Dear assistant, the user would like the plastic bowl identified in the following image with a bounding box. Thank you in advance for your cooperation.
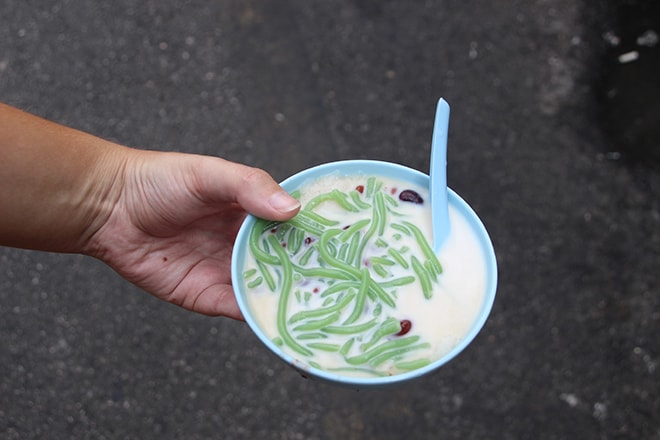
[231,160,497,388]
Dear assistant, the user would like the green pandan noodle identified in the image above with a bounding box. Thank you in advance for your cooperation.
[246,177,442,376]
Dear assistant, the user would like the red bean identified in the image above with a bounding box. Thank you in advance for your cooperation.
[396,319,412,336]
[399,189,424,204]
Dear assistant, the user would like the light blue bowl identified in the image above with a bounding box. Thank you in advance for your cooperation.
[231,160,497,388]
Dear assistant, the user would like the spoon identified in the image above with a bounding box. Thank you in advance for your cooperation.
[429,98,451,252]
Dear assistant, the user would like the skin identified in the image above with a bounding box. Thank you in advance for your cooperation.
[0,102,301,320]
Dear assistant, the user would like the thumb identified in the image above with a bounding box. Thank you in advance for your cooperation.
[197,157,300,221]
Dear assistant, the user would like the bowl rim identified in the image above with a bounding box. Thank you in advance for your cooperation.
[231,159,497,388]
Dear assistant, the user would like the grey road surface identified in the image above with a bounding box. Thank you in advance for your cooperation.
[1,1,658,439]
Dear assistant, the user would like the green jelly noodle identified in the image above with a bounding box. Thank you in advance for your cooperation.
[242,175,444,377]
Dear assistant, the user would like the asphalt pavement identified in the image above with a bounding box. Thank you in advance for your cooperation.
[1,1,658,439]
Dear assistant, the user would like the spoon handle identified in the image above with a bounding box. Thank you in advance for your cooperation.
[430,98,450,252]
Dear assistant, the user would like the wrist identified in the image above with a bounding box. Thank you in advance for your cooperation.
[77,141,133,257]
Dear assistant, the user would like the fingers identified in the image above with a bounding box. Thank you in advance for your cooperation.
[234,166,301,220]
[190,284,245,321]
[196,157,300,221]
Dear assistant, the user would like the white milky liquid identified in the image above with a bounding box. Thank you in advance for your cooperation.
[242,174,487,377]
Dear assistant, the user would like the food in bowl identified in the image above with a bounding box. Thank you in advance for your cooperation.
[238,171,489,378]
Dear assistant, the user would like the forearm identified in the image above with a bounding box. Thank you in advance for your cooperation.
[0,103,127,253]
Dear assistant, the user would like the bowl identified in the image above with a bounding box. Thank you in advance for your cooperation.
[231,160,497,388]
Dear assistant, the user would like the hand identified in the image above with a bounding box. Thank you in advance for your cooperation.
[84,150,300,320]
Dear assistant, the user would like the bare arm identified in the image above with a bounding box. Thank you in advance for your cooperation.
[0,102,124,252]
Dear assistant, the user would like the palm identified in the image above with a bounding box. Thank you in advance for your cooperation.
[113,204,247,319]
[94,154,251,319]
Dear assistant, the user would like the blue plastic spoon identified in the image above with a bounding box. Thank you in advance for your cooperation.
[429,98,451,252]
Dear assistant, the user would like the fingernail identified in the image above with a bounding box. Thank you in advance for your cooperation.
[269,191,300,214]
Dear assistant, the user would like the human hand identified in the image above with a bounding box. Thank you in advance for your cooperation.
[84,150,300,320]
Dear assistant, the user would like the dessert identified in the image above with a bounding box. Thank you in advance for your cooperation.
[240,173,487,377]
